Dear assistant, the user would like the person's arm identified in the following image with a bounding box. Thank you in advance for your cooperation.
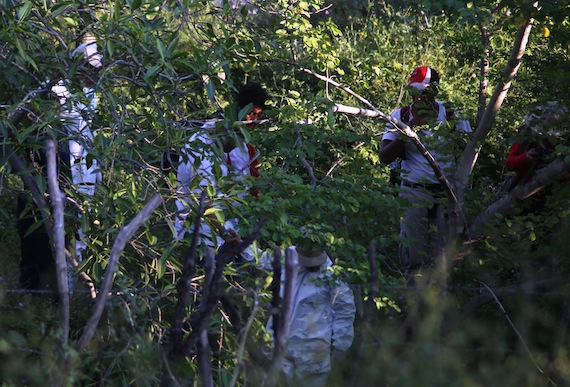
[206,209,241,244]
[330,282,356,354]
[505,142,535,172]
[379,138,405,164]
[380,105,430,164]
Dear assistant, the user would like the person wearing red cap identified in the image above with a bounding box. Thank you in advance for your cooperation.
[379,66,472,286]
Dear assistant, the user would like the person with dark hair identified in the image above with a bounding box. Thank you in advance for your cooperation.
[236,81,269,113]
[175,82,269,260]
[223,82,270,198]
[379,66,472,286]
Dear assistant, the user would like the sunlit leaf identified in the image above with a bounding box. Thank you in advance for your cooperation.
[543,26,550,37]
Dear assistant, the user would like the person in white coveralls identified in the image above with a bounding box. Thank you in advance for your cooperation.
[17,36,103,294]
[175,82,269,262]
[266,243,356,386]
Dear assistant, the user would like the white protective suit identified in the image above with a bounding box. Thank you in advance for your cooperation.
[51,82,101,196]
[269,249,356,386]
[50,80,101,290]
[52,40,103,197]
[175,123,260,261]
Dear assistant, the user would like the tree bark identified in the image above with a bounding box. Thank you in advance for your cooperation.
[184,220,267,351]
[266,247,299,386]
[270,247,282,342]
[46,139,70,344]
[167,191,208,361]
[467,156,570,239]
[454,19,534,205]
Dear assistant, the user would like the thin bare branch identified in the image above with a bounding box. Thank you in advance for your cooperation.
[478,280,558,386]
[332,103,461,213]
[291,126,331,187]
[364,240,378,322]
[300,67,379,112]
[460,276,570,318]
[185,220,267,351]
[455,19,534,202]
[31,10,69,49]
[46,139,70,345]
[267,247,299,386]
[2,114,53,238]
[197,329,214,387]
[168,191,208,360]
[219,289,244,332]
[326,141,364,177]
[229,291,260,387]
[270,247,282,343]
[467,156,570,239]
[76,193,163,350]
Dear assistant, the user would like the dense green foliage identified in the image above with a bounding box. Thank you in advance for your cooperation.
[1,0,570,385]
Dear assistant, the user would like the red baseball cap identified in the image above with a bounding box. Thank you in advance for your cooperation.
[408,66,433,90]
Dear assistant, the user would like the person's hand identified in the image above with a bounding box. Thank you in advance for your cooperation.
[221,229,241,245]
[408,115,427,129]
[526,148,540,161]
[410,99,437,129]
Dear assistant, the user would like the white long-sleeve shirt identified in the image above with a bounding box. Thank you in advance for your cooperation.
[382,101,472,184]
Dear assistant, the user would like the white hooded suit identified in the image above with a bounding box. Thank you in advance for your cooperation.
[269,248,356,386]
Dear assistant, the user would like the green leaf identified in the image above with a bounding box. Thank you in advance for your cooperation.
[107,40,115,57]
[157,38,165,61]
[113,1,121,20]
[63,17,78,27]
[14,38,38,71]
[327,106,335,129]
[205,80,216,105]
[146,231,158,245]
[166,36,179,56]
[131,0,142,11]
[155,258,165,279]
[144,65,161,81]
[91,260,102,282]
[17,1,32,23]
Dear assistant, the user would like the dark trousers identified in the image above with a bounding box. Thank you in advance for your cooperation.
[16,193,56,293]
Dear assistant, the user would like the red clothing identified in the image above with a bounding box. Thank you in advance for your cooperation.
[245,143,261,177]
[505,141,534,180]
